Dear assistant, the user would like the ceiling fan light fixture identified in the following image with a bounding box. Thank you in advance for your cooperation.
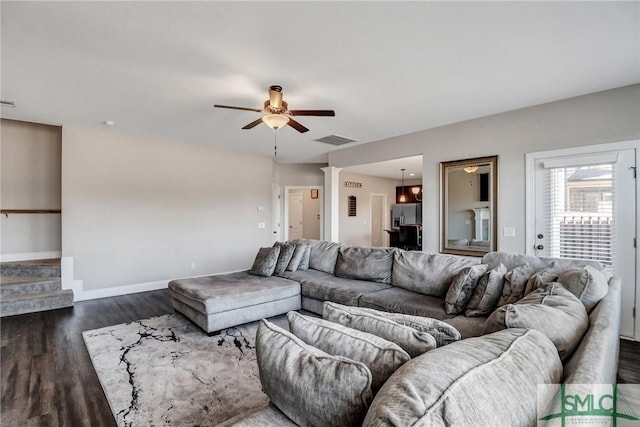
[464,166,479,174]
[262,114,289,130]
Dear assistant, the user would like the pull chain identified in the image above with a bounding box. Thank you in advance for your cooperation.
[274,130,278,157]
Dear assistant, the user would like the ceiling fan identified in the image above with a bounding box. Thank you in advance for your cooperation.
[214,85,335,133]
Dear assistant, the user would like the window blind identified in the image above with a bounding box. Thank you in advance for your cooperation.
[539,160,615,271]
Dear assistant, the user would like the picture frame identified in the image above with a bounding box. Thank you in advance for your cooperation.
[311,189,319,199]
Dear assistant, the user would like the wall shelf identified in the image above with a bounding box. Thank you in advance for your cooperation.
[1,209,61,215]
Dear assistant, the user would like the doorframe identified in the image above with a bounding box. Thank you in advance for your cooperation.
[369,193,388,247]
[525,139,640,341]
[283,186,324,241]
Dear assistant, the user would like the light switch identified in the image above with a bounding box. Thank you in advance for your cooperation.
[503,227,516,237]
[257,206,264,212]
[258,222,266,229]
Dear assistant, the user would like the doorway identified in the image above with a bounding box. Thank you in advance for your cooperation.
[284,187,323,241]
[370,194,387,247]
[527,143,638,340]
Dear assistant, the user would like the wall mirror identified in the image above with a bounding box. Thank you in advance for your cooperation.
[441,155,498,256]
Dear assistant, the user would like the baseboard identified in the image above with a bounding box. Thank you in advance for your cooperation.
[75,280,169,302]
[0,251,62,262]
[74,269,246,302]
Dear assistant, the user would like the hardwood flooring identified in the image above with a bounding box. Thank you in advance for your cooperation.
[1,289,639,426]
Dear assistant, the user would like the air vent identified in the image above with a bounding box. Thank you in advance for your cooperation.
[0,99,16,108]
[314,134,357,146]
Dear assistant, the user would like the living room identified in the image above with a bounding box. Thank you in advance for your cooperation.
[1,2,639,426]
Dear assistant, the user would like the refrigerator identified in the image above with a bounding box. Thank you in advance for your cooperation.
[391,203,422,229]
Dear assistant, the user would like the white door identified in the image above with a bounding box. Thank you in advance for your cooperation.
[370,195,385,247]
[289,192,303,240]
[532,149,637,338]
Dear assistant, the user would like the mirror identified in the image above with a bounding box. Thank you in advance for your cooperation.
[441,156,498,256]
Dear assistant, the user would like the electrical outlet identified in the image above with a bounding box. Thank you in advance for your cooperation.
[258,222,266,229]
[503,227,516,237]
[190,262,196,270]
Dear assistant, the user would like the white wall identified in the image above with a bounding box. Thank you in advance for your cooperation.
[62,126,273,291]
[338,172,397,247]
[329,84,640,254]
[1,119,62,258]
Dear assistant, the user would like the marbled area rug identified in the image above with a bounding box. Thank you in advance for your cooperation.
[83,314,284,427]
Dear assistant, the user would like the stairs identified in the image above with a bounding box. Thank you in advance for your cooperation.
[0,259,74,317]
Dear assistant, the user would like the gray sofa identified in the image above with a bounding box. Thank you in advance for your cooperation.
[170,239,620,426]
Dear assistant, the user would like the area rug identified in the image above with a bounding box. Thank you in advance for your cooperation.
[83,313,285,427]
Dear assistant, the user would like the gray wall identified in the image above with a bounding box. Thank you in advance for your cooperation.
[1,119,62,257]
[62,126,273,291]
[329,84,640,254]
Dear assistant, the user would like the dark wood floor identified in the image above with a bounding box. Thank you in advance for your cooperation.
[2,289,639,426]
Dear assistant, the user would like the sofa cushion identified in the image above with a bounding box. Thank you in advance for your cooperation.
[524,261,563,295]
[280,269,391,306]
[392,251,480,298]
[444,264,487,314]
[362,329,562,427]
[305,240,343,274]
[558,265,609,312]
[497,263,535,306]
[288,311,409,392]
[248,246,280,277]
[443,315,488,339]
[465,263,507,317]
[342,306,461,347]
[335,247,394,284]
[358,287,452,320]
[484,282,589,361]
[323,302,437,358]
[272,242,296,275]
[168,271,300,315]
[482,251,606,273]
[256,319,373,427]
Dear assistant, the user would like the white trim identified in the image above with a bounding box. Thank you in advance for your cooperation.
[0,251,62,262]
[74,269,246,301]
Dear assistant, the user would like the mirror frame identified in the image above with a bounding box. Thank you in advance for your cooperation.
[440,155,498,257]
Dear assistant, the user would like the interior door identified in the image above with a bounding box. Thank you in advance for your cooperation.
[370,195,385,247]
[272,183,281,243]
[532,149,637,338]
[288,192,303,240]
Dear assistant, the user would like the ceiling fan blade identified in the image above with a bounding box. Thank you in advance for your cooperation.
[214,104,262,113]
[289,110,335,117]
[287,118,309,133]
[242,118,264,130]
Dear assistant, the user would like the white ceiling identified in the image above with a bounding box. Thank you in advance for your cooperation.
[1,2,638,164]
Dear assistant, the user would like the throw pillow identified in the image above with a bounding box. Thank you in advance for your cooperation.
[308,240,343,274]
[362,329,562,427]
[498,263,535,306]
[286,243,307,272]
[272,242,296,275]
[483,282,589,361]
[557,265,609,312]
[287,312,410,392]
[334,247,395,284]
[297,245,311,270]
[524,261,563,295]
[444,264,488,314]
[248,246,280,277]
[465,263,507,317]
[256,319,373,427]
[322,302,437,357]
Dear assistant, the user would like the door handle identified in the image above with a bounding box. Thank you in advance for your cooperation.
[536,245,544,250]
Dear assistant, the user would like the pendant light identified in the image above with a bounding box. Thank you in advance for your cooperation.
[399,169,407,203]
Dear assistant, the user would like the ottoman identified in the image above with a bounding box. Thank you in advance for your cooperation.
[168,271,301,333]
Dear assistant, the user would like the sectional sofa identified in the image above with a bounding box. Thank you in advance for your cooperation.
[169,239,621,426]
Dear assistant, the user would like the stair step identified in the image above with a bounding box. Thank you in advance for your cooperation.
[0,259,61,278]
[0,289,74,317]
[0,277,62,297]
